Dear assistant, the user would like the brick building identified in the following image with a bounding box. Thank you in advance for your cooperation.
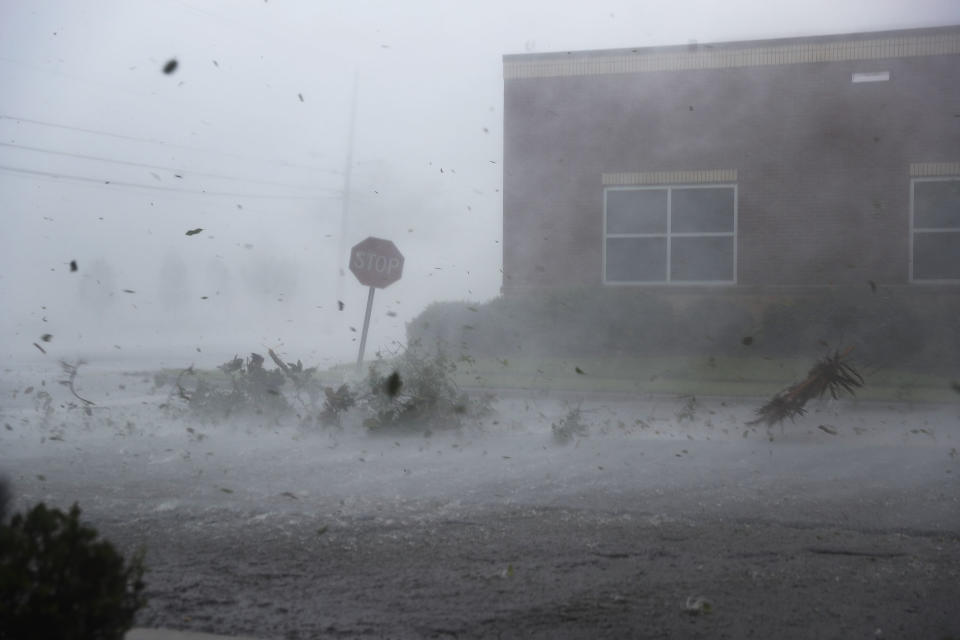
[502,26,960,295]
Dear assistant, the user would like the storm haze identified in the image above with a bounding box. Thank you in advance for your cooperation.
[2,0,957,365]
[1,2,959,638]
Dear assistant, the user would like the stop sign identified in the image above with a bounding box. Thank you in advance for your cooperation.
[349,237,404,288]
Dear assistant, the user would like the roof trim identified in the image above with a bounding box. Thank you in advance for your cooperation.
[603,170,738,185]
[910,162,960,177]
[505,27,960,79]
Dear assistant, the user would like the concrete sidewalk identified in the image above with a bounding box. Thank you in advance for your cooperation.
[127,630,262,640]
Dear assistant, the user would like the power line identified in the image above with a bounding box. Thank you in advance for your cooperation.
[0,163,337,200]
[0,114,339,175]
[0,141,327,191]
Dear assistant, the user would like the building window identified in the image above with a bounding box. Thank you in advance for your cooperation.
[911,178,960,282]
[603,185,736,284]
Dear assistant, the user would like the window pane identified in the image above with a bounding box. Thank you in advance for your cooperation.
[606,189,668,234]
[914,180,960,229]
[672,187,735,233]
[670,236,734,281]
[606,237,667,282]
[913,232,960,280]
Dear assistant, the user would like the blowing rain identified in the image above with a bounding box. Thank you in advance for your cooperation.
[1,1,959,639]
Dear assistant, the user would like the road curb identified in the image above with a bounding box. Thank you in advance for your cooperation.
[127,629,263,640]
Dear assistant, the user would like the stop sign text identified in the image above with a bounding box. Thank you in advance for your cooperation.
[349,237,404,288]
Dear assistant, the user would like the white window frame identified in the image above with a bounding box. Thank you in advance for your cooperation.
[909,177,960,284]
[602,183,737,285]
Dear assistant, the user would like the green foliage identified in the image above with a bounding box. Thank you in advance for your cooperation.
[172,343,491,431]
[359,342,491,432]
[0,502,147,640]
[319,384,355,427]
[551,405,589,445]
[175,351,323,421]
[757,289,926,367]
[407,286,958,373]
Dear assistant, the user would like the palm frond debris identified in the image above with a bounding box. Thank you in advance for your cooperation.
[748,348,863,427]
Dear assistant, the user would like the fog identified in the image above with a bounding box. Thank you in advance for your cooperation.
[2,0,957,365]
[2,1,960,638]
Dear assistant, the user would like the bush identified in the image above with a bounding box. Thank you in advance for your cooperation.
[0,500,147,640]
[407,286,958,372]
[407,288,679,358]
[757,288,926,367]
[551,406,589,445]
[171,351,328,422]
[358,342,491,432]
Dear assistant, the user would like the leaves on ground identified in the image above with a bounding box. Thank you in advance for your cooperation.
[684,596,713,615]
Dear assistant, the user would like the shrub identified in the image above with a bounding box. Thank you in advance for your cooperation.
[0,501,147,640]
[318,384,355,427]
[173,351,326,422]
[407,288,679,358]
[407,286,957,372]
[551,406,589,445]
[757,288,925,367]
[358,342,491,432]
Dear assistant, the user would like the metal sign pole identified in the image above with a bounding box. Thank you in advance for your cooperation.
[356,285,376,370]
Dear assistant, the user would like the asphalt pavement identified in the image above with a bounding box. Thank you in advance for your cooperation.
[127,630,261,640]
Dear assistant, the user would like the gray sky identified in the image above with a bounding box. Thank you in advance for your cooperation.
[1,0,958,366]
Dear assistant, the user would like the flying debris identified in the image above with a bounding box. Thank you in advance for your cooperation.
[868,280,877,293]
[163,58,178,74]
[385,371,402,397]
[185,228,203,236]
[33,342,46,354]
[741,336,754,346]
[70,260,77,272]
[59,359,94,406]
[298,93,304,102]
[212,60,219,67]
[575,366,586,375]
[122,289,135,294]
[338,300,344,311]
[41,334,52,342]
[749,349,863,427]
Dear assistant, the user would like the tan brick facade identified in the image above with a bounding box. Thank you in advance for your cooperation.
[502,26,960,294]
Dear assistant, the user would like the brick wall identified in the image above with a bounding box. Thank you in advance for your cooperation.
[502,28,960,294]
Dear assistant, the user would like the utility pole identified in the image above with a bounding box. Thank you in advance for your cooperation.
[336,71,359,304]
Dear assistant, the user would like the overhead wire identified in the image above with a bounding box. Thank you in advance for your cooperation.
[0,164,337,200]
[0,114,339,175]
[0,141,329,191]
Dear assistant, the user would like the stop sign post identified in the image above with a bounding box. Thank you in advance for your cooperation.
[349,237,404,368]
